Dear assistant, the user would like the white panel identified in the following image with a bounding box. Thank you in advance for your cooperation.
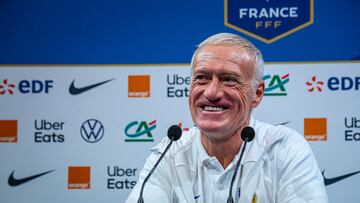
[0,63,359,202]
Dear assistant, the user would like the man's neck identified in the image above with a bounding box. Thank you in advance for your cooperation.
[201,133,243,169]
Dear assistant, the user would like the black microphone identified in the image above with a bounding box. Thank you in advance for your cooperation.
[137,125,182,203]
[227,126,255,203]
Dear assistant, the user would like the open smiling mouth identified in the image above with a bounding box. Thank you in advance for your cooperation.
[201,105,228,112]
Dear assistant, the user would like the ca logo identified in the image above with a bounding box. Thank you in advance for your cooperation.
[263,73,289,96]
[124,120,156,142]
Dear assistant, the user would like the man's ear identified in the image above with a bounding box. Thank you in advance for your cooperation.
[251,80,264,108]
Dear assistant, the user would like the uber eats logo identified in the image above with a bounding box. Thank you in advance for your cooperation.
[124,120,156,142]
[166,74,190,98]
[263,73,290,96]
[344,117,360,141]
[34,119,65,143]
[107,166,137,189]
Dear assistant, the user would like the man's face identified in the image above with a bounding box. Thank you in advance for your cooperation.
[189,45,263,141]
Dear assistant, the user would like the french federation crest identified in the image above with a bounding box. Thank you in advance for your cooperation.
[225,0,314,43]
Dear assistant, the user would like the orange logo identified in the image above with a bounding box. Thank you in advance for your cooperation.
[128,75,150,97]
[0,120,17,143]
[68,166,91,189]
[304,118,327,141]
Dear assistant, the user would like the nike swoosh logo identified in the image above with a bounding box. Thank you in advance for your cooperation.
[69,78,114,95]
[8,169,55,187]
[276,121,291,126]
[322,169,360,186]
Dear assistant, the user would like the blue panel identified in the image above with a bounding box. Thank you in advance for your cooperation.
[0,0,359,63]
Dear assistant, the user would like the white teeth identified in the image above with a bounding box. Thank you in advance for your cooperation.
[204,106,224,111]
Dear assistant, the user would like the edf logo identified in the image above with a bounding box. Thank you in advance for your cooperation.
[18,80,53,93]
[328,77,360,91]
[0,79,54,95]
[306,76,360,92]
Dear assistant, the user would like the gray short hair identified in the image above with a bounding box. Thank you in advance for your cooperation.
[191,33,264,89]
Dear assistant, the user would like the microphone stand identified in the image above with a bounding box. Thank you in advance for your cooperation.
[137,139,174,203]
[137,125,182,203]
[227,126,255,203]
[226,138,249,203]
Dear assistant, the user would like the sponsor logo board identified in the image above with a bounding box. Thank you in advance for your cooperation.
[0,120,17,143]
[0,79,54,95]
[107,166,137,189]
[124,120,156,142]
[322,169,360,186]
[304,118,327,141]
[307,76,360,92]
[8,170,55,187]
[263,74,289,96]
[167,74,190,98]
[344,117,360,141]
[80,119,104,143]
[306,76,324,92]
[68,166,91,189]
[34,119,65,143]
[128,75,150,98]
[69,79,114,95]
[0,79,16,95]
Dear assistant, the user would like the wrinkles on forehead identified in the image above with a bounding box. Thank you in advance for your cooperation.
[193,45,255,80]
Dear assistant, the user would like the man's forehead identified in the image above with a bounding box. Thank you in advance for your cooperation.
[191,46,256,80]
[194,46,254,70]
[195,45,253,64]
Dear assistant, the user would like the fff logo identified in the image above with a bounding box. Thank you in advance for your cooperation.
[124,120,156,142]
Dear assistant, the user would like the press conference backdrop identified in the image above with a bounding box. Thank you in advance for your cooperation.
[0,0,359,203]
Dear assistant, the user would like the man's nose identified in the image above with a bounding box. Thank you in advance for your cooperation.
[203,78,223,101]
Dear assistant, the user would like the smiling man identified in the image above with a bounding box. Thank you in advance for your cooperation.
[126,33,328,203]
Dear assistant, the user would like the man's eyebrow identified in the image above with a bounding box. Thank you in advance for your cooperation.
[193,67,210,73]
[219,70,241,76]
[194,68,241,76]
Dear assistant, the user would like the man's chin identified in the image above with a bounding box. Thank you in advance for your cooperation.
[196,122,227,135]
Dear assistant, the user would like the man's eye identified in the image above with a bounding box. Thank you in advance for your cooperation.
[222,76,238,86]
[194,74,207,81]
[192,74,209,85]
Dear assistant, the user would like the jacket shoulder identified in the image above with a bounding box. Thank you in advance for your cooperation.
[252,119,305,149]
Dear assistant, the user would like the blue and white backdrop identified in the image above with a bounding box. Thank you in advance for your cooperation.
[0,0,359,202]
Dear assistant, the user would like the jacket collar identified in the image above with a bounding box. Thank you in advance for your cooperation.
[242,116,266,164]
[196,116,264,168]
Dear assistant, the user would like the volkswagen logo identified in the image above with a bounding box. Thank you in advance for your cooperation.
[80,119,104,143]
